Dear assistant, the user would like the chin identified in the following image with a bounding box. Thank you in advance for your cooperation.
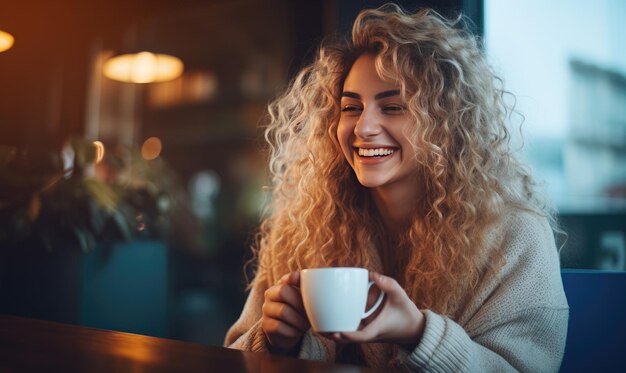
[356,175,387,189]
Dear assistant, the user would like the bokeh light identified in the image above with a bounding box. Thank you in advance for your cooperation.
[93,141,105,163]
[103,52,184,83]
[0,30,15,53]
[141,137,162,160]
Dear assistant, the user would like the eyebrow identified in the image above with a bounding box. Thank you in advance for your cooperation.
[341,89,401,100]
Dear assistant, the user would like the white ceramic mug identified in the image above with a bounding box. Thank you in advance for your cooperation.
[300,267,385,332]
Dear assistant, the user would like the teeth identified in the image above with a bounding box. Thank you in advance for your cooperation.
[357,148,395,157]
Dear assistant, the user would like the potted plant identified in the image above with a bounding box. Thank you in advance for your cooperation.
[0,139,191,325]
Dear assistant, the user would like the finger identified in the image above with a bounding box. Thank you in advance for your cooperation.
[265,283,303,307]
[369,272,403,299]
[262,317,302,339]
[277,284,306,312]
[278,271,301,286]
[318,332,345,343]
[263,302,310,332]
[275,273,304,311]
[285,271,302,286]
[336,326,378,343]
[277,272,291,285]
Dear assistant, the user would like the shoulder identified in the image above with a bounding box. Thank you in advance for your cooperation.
[502,208,554,241]
[498,208,559,272]
[488,208,567,309]
[458,208,568,330]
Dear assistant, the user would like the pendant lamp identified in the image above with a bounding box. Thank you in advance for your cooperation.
[103,17,184,84]
[0,29,15,53]
[103,51,184,84]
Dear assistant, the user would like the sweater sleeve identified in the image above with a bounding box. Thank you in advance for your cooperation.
[402,212,569,373]
[224,271,336,362]
[223,276,270,352]
[403,307,568,372]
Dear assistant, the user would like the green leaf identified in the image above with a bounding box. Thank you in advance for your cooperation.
[72,226,96,252]
[83,178,120,211]
[110,209,133,241]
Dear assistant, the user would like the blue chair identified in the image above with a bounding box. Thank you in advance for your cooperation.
[560,269,626,372]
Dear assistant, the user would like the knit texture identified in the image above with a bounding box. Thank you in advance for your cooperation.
[224,210,569,372]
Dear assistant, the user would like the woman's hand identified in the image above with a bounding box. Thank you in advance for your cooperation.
[324,272,425,348]
[261,272,310,355]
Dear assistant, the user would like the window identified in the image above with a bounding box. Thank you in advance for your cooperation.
[485,0,626,269]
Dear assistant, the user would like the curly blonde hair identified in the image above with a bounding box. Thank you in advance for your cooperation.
[252,4,550,317]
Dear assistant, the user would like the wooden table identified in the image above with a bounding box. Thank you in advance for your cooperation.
[0,315,383,372]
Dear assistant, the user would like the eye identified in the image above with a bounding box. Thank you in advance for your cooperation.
[341,104,362,114]
[382,105,406,114]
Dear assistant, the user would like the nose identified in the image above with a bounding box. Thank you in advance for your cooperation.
[354,108,381,138]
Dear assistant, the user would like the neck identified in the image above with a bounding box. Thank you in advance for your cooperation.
[370,180,420,235]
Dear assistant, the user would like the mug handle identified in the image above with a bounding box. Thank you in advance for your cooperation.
[362,280,385,319]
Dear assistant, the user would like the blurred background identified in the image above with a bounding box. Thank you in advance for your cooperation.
[0,0,624,346]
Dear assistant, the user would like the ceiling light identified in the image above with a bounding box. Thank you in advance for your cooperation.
[0,29,15,53]
[103,51,184,84]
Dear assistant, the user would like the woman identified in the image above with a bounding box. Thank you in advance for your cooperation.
[225,4,568,372]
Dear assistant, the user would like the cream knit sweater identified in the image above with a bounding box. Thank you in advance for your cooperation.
[224,210,569,372]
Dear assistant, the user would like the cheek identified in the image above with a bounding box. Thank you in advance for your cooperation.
[336,120,354,156]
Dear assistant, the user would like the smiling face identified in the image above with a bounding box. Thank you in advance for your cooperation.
[337,53,419,197]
